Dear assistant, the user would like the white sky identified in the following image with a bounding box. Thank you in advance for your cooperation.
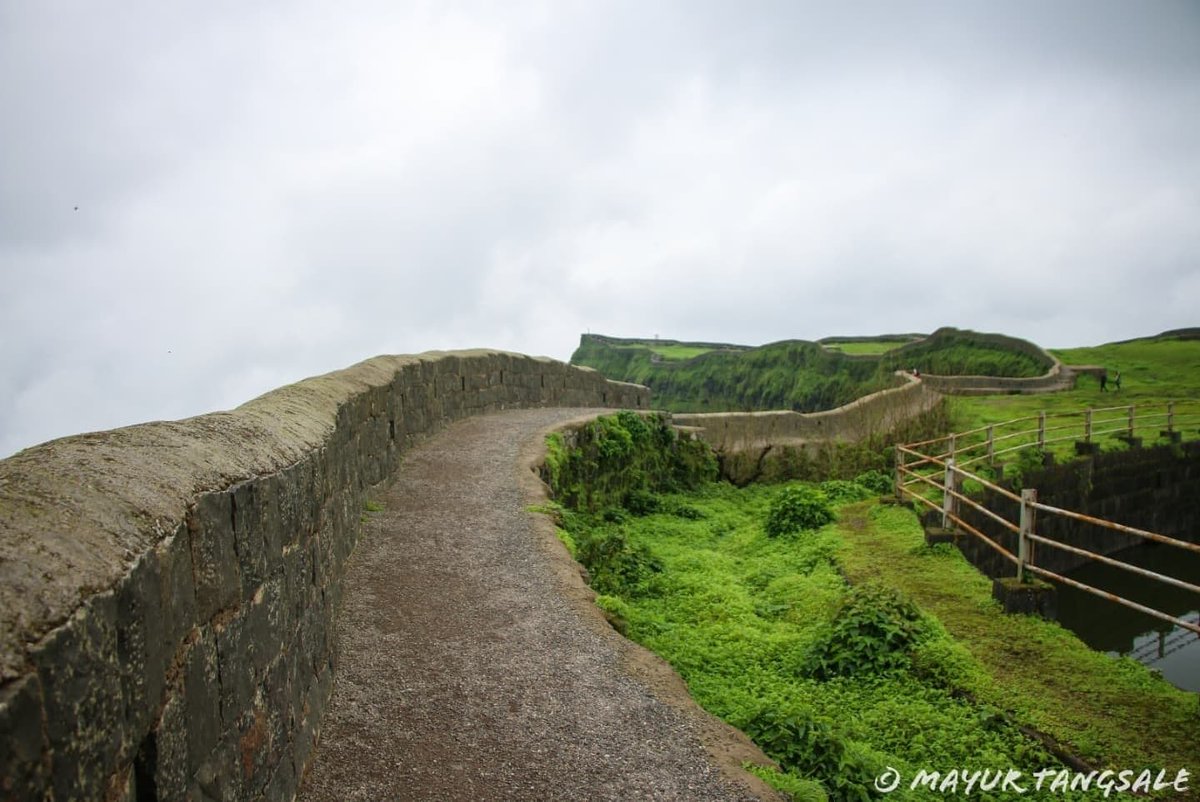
[2,1,1198,456]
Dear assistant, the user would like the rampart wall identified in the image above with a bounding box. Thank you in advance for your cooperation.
[893,329,1072,394]
[0,351,647,802]
[673,377,943,483]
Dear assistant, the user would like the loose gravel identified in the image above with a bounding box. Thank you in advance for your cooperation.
[297,408,780,801]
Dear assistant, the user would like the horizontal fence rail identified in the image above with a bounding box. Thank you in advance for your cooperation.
[895,401,1200,639]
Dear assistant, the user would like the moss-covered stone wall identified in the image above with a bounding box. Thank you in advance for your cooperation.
[0,350,647,802]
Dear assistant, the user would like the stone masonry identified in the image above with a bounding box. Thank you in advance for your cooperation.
[0,351,647,802]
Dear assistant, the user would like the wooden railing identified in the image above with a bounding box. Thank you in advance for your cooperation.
[894,402,1200,637]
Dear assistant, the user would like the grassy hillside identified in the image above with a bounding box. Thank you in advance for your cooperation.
[947,331,1200,449]
[541,413,1200,800]
[572,328,1054,413]
[572,335,895,413]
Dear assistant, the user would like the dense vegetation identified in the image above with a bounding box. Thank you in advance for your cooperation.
[571,337,897,413]
[541,410,1199,801]
[541,411,716,512]
[571,328,1053,413]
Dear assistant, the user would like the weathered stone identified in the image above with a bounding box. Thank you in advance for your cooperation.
[114,549,166,755]
[145,689,190,800]
[231,480,268,597]
[188,492,241,623]
[924,526,958,546]
[0,674,50,801]
[183,629,223,778]
[158,529,199,657]
[215,614,257,726]
[992,577,1056,618]
[32,591,124,802]
[0,350,649,801]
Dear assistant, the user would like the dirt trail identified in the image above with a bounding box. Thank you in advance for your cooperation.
[297,408,779,801]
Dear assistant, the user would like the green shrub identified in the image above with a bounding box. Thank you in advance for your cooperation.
[542,412,717,512]
[741,707,881,802]
[663,499,706,519]
[853,470,893,496]
[744,765,829,802]
[554,527,578,559]
[818,480,873,504]
[574,527,661,597]
[910,635,982,693]
[765,485,835,537]
[804,583,930,680]
[623,488,661,516]
[594,594,632,635]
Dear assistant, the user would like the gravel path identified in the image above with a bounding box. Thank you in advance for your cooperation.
[297,408,779,802]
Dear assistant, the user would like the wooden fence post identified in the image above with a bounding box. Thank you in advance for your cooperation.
[894,448,903,500]
[942,458,957,530]
[1018,488,1036,583]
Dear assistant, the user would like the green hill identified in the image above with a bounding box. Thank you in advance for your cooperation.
[571,328,1053,413]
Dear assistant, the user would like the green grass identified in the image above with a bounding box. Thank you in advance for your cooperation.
[646,343,719,361]
[835,502,1198,774]
[820,340,911,356]
[941,336,1200,470]
[572,328,1054,414]
[551,481,1199,800]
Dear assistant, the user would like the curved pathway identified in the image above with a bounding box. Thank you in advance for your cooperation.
[298,408,777,801]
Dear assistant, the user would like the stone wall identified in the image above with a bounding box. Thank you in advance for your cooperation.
[917,363,1074,395]
[673,376,943,484]
[894,330,1072,395]
[0,351,647,802]
[954,441,1200,578]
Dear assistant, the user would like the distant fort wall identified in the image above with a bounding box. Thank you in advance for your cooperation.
[673,375,943,483]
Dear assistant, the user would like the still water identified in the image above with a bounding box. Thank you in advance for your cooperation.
[1052,541,1200,692]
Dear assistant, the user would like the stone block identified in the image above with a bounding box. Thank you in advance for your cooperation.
[114,549,167,752]
[262,655,294,765]
[183,628,223,778]
[159,530,199,660]
[924,526,958,546]
[231,481,268,597]
[214,615,257,725]
[0,674,50,801]
[264,750,296,802]
[235,706,275,797]
[144,688,190,800]
[188,492,242,622]
[992,577,1056,619]
[32,590,124,802]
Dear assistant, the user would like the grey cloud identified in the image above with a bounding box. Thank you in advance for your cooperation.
[2,1,1198,456]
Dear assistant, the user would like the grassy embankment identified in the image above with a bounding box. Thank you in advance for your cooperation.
[941,333,1200,471]
[819,340,911,356]
[543,400,1199,801]
[571,328,1051,415]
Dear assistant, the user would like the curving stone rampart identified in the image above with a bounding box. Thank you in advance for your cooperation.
[0,351,646,802]
[672,375,943,483]
[892,329,1073,395]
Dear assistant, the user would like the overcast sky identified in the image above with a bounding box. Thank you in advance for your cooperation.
[2,1,1198,456]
